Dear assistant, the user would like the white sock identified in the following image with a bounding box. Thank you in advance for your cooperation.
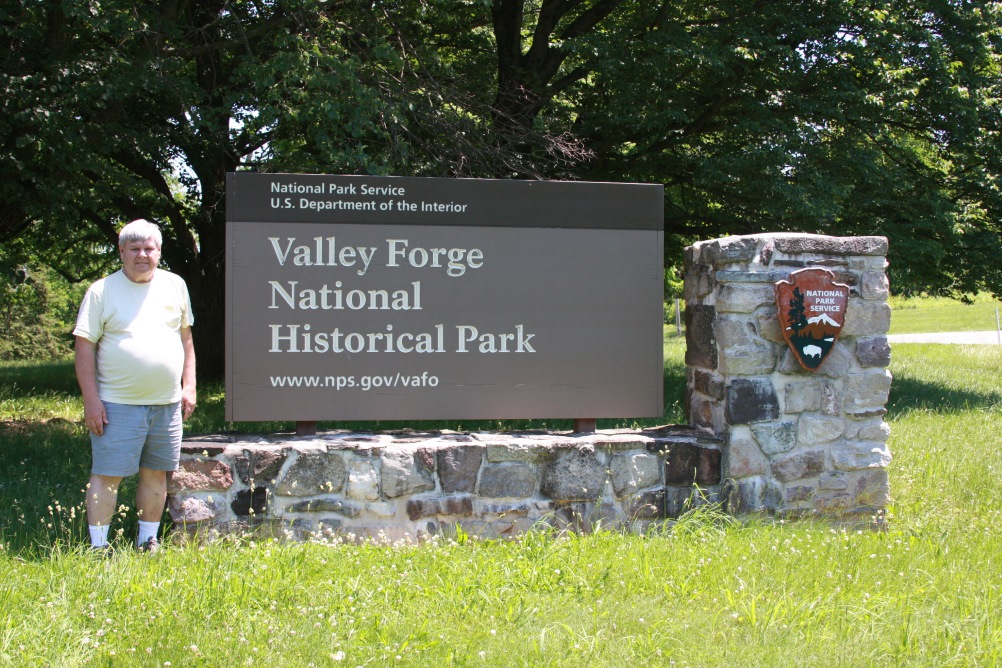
[89,524,110,547]
[137,520,160,545]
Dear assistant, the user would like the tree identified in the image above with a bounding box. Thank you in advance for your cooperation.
[1,1,414,376]
[2,0,1000,375]
[788,287,808,335]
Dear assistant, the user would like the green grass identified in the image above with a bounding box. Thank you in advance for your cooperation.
[1,339,1001,666]
[889,293,1002,334]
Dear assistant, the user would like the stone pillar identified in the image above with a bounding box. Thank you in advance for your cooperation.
[683,234,892,518]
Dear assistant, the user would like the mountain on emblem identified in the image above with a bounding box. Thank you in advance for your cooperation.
[774,269,850,371]
[807,313,839,327]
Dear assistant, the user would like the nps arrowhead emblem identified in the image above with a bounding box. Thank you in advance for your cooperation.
[775,268,850,371]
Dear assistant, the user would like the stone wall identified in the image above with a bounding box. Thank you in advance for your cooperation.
[684,233,892,517]
[168,427,723,541]
[168,232,892,539]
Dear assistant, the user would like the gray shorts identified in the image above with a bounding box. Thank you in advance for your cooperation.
[90,401,182,476]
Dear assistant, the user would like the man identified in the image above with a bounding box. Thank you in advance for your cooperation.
[74,219,196,552]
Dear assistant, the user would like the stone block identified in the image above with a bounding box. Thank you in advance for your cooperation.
[784,378,822,413]
[819,471,849,491]
[275,449,346,496]
[685,263,715,301]
[478,500,534,516]
[407,496,474,521]
[169,460,233,493]
[479,464,537,498]
[725,434,769,478]
[816,343,853,378]
[347,460,379,501]
[437,445,484,493]
[684,243,698,269]
[831,441,892,471]
[701,236,760,266]
[381,450,436,498]
[773,234,887,257]
[168,496,223,524]
[287,498,361,517]
[685,305,718,369]
[723,476,782,514]
[717,284,776,313]
[777,349,806,374]
[750,421,797,455]
[692,368,725,400]
[626,490,666,520]
[785,485,816,503]
[856,420,891,442]
[843,299,892,336]
[843,371,893,413]
[715,270,791,284]
[233,447,288,485]
[664,443,722,485]
[716,316,777,375]
[720,344,778,376]
[289,517,343,539]
[822,381,842,416]
[856,336,891,368]
[756,307,783,343]
[231,486,269,517]
[770,449,826,482]
[798,415,845,445]
[687,393,722,433]
[860,271,889,300]
[551,500,620,532]
[610,452,661,497]
[853,255,889,271]
[726,378,780,425]
[853,469,890,506]
[366,501,398,518]
[541,450,607,501]
[485,443,558,463]
[846,408,888,419]
[664,487,702,518]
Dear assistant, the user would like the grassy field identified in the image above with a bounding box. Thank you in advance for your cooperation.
[1,337,1001,666]
[889,293,1002,334]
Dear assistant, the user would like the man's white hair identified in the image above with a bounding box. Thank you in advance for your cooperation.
[118,219,163,248]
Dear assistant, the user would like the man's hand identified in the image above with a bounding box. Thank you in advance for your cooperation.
[180,325,196,420]
[182,386,197,421]
[83,396,108,436]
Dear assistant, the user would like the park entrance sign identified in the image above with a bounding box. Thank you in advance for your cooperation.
[225,173,664,422]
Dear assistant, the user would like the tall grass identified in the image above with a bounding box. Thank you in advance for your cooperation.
[1,341,1000,666]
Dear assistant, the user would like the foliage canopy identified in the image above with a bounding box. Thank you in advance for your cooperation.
[2,0,1000,370]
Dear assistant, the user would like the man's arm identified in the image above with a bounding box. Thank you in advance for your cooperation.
[180,325,196,420]
[75,336,107,436]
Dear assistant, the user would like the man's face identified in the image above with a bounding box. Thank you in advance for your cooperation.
[119,237,161,283]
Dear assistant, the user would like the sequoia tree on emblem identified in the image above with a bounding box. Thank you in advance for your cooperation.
[774,268,850,371]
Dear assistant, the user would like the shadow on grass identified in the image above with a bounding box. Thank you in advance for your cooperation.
[0,359,78,397]
[888,376,1002,414]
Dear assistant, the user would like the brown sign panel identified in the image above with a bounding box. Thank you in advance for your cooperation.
[225,173,664,422]
[774,268,850,371]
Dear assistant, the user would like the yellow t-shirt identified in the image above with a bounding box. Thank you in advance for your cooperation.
[74,269,194,405]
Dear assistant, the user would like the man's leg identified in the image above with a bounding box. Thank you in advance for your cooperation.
[135,402,181,548]
[86,474,122,547]
[136,467,167,522]
[136,467,167,548]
